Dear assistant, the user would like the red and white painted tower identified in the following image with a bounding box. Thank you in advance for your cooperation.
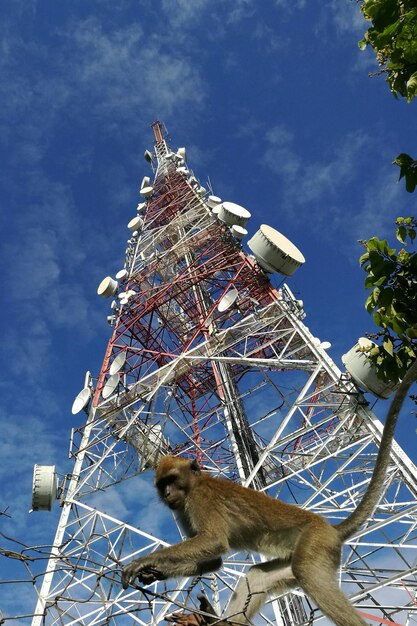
[30,122,417,626]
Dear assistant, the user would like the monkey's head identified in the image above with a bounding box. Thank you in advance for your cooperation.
[155,456,201,511]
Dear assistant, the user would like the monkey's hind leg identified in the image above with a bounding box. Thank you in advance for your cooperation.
[292,528,368,626]
[226,558,296,626]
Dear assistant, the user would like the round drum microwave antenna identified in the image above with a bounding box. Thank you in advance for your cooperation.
[102,373,120,399]
[247,224,305,276]
[207,195,222,209]
[127,216,143,232]
[231,225,248,238]
[97,276,118,298]
[109,352,127,375]
[116,269,128,281]
[219,202,251,227]
[218,288,239,312]
[342,337,397,399]
[140,186,153,198]
[141,175,151,189]
[71,387,91,415]
[177,147,186,161]
[32,465,58,511]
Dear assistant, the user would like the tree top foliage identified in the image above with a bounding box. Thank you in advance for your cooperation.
[359,0,417,101]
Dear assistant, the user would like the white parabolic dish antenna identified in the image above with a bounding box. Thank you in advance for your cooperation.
[247,224,305,276]
[116,269,128,281]
[219,201,251,227]
[218,288,239,312]
[140,186,153,198]
[109,352,127,375]
[102,373,120,399]
[97,276,118,298]
[127,216,143,231]
[342,337,397,399]
[32,465,58,511]
[71,387,91,415]
[207,195,222,208]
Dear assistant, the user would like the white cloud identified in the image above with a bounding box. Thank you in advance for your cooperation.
[324,0,366,35]
[274,0,306,10]
[262,123,403,251]
[65,17,206,122]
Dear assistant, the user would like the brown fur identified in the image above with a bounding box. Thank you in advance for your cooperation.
[122,360,417,626]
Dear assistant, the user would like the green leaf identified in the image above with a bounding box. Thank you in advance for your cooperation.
[406,71,417,101]
[405,170,417,192]
[383,337,394,356]
[359,252,370,266]
[396,225,407,244]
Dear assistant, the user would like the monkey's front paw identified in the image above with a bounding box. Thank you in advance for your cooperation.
[122,561,165,589]
[166,595,217,626]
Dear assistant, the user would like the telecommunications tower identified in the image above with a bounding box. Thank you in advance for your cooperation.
[30,122,417,626]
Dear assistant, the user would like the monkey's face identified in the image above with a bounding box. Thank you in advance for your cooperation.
[155,456,201,511]
[155,473,187,510]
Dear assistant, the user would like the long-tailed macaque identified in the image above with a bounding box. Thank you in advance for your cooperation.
[121,360,417,626]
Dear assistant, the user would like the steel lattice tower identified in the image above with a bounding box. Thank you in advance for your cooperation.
[30,122,417,626]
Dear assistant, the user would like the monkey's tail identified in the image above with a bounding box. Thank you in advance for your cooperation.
[336,358,417,542]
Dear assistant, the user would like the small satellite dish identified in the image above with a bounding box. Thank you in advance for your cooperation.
[71,387,91,415]
[97,276,118,298]
[231,225,248,238]
[141,175,151,189]
[140,186,153,198]
[207,195,222,209]
[109,352,127,375]
[219,202,251,227]
[144,149,153,163]
[177,147,186,161]
[218,288,239,312]
[197,186,206,195]
[137,202,146,212]
[32,465,58,511]
[116,269,128,281]
[102,374,120,399]
[176,166,188,175]
[321,341,332,350]
[212,205,222,215]
[127,216,143,232]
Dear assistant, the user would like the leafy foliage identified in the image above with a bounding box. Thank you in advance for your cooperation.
[359,217,417,382]
[358,0,417,101]
[394,152,417,192]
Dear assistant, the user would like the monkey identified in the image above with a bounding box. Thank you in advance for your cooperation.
[121,359,417,626]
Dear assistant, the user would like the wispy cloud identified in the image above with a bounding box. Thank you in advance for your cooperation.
[65,17,206,122]
[262,122,402,251]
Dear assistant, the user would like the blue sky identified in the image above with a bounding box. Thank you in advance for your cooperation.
[1,0,417,620]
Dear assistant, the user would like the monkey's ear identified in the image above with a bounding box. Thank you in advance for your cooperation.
[190,459,201,474]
